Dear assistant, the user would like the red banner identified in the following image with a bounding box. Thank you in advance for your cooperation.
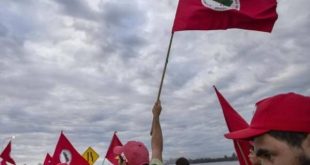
[173,0,278,32]
[105,132,123,165]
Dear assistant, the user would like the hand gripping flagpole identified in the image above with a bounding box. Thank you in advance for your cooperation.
[150,32,175,135]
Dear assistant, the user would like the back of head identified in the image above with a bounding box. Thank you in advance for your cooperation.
[176,157,190,165]
[113,141,149,165]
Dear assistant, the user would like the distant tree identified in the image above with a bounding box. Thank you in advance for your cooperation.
[232,153,237,159]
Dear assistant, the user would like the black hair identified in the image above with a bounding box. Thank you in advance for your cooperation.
[268,130,309,147]
[176,157,190,165]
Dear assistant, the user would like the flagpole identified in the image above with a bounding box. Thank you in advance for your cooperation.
[236,141,249,165]
[156,32,174,101]
[150,32,175,135]
[101,158,106,165]
[2,136,15,150]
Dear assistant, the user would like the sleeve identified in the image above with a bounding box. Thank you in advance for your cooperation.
[150,158,163,165]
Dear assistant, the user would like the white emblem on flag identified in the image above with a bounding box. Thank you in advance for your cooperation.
[201,0,240,11]
[60,149,72,164]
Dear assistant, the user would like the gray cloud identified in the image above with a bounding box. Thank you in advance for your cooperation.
[53,0,98,20]
[0,0,309,164]
[0,23,8,37]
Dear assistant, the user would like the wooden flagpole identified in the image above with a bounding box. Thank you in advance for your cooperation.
[150,32,175,135]
[156,32,175,101]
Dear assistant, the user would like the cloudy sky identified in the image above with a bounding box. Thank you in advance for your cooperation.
[0,0,309,164]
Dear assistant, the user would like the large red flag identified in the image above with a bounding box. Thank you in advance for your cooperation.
[0,141,16,165]
[173,0,278,32]
[214,86,252,165]
[105,132,123,165]
[51,132,89,165]
[43,153,53,165]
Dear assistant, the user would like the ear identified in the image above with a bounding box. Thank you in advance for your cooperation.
[302,134,310,156]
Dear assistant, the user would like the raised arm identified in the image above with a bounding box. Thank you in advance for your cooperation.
[151,100,163,161]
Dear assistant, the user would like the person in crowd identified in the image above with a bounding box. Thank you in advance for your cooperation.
[113,100,163,165]
[175,157,190,165]
[225,92,310,165]
[151,100,163,165]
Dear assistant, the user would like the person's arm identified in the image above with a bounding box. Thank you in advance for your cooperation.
[151,100,163,161]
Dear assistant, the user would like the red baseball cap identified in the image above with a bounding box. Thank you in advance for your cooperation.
[113,141,149,165]
[225,92,310,140]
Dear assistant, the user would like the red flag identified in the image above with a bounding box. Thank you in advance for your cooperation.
[0,141,15,165]
[173,0,278,32]
[43,153,53,165]
[214,86,252,165]
[51,132,89,165]
[105,132,123,165]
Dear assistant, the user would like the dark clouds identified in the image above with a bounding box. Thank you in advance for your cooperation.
[54,0,98,20]
[0,0,309,164]
[0,23,8,37]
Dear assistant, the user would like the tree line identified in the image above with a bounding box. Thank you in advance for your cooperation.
[165,153,238,164]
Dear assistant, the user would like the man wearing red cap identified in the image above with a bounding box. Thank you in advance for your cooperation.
[225,92,310,165]
[113,100,163,165]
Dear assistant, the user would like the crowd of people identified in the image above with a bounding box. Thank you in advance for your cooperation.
[112,92,309,165]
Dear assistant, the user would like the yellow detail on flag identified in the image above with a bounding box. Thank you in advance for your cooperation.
[82,147,99,165]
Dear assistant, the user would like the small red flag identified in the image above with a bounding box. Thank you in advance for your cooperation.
[51,132,89,165]
[105,132,123,165]
[43,153,53,165]
[0,141,16,165]
[214,86,252,165]
[173,0,278,32]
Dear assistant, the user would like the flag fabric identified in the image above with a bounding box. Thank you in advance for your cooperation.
[51,132,89,165]
[105,132,123,165]
[214,86,252,165]
[0,141,16,165]
[173,0,278,32]
[43,153,53,165]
